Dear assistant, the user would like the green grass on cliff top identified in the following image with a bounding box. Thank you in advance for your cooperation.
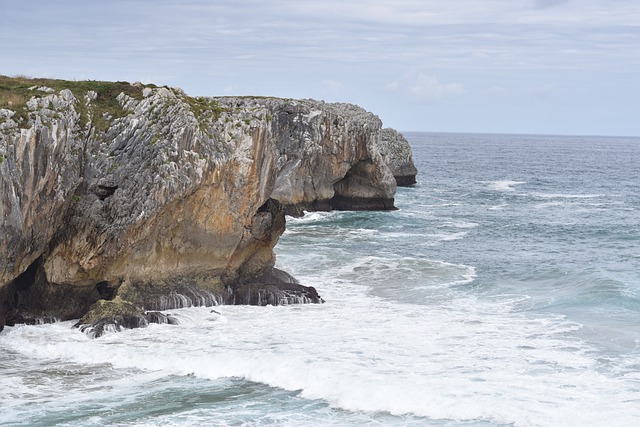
[0,75,275,133]
[0,75,154,130]
[0,75,149,107]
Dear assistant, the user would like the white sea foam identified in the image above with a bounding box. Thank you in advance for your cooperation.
[346,228,378,237]
[1,289,639,426]
[442,220,479,229]
[412,260,477,289]
[286,211,338,224]
[489,203,508,210]
[487,180,526,191]
[429,231,469,242]
[1,257,639,425]
[531,192,605,199]
[534,201,567,208]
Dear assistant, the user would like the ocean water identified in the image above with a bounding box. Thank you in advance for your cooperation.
[1,132,639,426]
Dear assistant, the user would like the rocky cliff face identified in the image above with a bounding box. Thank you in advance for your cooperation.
[260,98,397,215]
[377,128,418,186]
[0,77,405,334]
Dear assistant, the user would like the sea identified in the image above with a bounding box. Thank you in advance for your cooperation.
[1,132,639,426]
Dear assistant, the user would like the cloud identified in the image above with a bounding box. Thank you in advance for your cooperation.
[487,85,507,96]
[321,79,347,93]
[387,73,465,101]
[531,0,570,9]
[313,79,354,101]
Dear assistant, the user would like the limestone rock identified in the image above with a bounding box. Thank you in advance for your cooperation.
[377,128,418,186]
[0,91,83,288]
[0,77,410,333]
[213,97,397,215]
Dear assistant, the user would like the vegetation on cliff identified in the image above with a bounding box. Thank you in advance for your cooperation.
[0,75,150,131]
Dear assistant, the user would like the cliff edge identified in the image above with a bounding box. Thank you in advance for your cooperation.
[377,128,418,186]
[0,76,413,335]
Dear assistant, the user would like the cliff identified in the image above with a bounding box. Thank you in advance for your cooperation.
[377,128,418,186]
[0,76,408,335]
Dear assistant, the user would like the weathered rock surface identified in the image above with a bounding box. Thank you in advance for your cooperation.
[377,128,418,186]
[0,77,412,334]
[214,97,397,216]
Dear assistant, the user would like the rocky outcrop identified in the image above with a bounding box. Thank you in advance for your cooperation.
[258,98,397,215]
[229,267,323,306]
[74,297,178,338]
[377,128,417,186]
[0,77,404,334]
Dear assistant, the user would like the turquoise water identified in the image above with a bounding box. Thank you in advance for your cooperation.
[1,132,639,426]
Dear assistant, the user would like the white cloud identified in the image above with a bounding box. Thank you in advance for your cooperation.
[314,79,354,101]
[385,81,399,91]
[487,85,508,96]
[387,73,465,101]
[321,79,347,93]
[531,0,571,9]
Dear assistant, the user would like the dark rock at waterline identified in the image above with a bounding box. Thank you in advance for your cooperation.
[228,268,324,305]
[0,257,106,330]
[230,282,323,306]
[72,268,321,337]
[76,313,179,338]
[74,297,179,338]
[228,267,324,305]
[394,175,418,186]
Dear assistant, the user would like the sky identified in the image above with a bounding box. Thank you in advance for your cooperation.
[1,0,639,136]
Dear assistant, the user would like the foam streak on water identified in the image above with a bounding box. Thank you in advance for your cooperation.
[1,132,640,426]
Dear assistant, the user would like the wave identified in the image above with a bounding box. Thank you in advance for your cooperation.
[487,180,526,191]
[442,220,479,229]
[429,231,469,241]
[325,255,478,292]
[2,291,639,426]
[286,211,338,224]
[531,192,605,199]
[488,203,508,210]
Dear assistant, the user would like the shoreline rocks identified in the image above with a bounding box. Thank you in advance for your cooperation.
[73,267,322,337]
